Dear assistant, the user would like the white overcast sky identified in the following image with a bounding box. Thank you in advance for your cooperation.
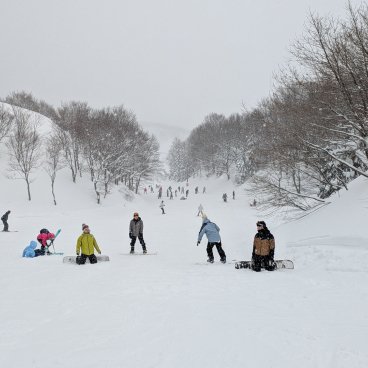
[0,0,363,128]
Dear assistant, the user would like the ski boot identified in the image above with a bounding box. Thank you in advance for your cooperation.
[207,258,214,263]
[220,257,226,264]
[130,247,135,254]
[143,249,147,254]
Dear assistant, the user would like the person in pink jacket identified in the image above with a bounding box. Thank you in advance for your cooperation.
[36,228,55,255]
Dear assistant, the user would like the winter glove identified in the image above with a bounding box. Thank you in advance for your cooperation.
[76,252,80,256]
[269,249,274,261]
[129,233,133,239]
[197,241,200,246]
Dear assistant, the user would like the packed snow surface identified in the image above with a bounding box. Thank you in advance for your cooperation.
[0,111,367,367]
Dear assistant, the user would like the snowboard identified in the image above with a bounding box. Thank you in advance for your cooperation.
[235,259,294,270]
[63,255,110,264]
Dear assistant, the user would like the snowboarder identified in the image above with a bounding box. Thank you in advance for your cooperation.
[197,214,226,263]
[1,210,11,232]
[197,204,204,216]
[251,221,275,272]
[76,224,102,264]
[37,228,55,255]
[222,193,227,202]
[129,212,147,254]
[159,200,166,214]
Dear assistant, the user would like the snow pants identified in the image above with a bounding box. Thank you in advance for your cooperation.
[77,254,98,265]
[2,219,8,231]
[207,242,226,261]
[130,235,146,251]
[252,255,275,272]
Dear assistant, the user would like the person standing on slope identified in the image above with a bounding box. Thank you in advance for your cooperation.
[251,221,275,272]
[129,212,147,254]
[197,214,226,263]
[76,224,101,264]
[1,210,11,232]
[159,200,166,214]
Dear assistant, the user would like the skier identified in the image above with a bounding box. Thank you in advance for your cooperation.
[129,212,147,254]
[195,186,198,194]
[37,228,55,255]
[76,224,102,264]
[1,210,11,232]
[186,189,189,198]
[197,204,204,216]
[197,214,226,263]
[251,221,275,272]
[159,200,166,214]
[222,193,227,202]
[203,186,206,194]
[232,190,235,200]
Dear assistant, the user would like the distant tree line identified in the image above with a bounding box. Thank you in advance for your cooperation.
[168,2,368,215]
[0,96,161,204]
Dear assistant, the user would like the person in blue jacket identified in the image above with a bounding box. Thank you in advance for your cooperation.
[22,241,38,258]
[197,214,226,263]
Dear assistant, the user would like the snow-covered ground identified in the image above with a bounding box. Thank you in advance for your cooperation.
[0,109,367,368]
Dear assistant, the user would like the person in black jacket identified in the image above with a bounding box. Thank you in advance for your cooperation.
[129,212,147,254]
[251,221,275,272]
[1,210,11,232]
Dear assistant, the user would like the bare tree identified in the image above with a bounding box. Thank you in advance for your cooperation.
[6,107,41,201]
[0,104,14,142]
[44,134,64,205]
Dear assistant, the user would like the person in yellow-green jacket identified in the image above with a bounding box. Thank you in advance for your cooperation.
[76,223,101,264]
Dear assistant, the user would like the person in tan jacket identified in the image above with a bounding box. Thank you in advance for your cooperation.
[251,221,275,272]
[76,224,101,264]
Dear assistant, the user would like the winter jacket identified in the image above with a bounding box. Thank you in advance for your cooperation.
[129,217,143,237]
[37,232,55,247]
[76,233,101,256]
[22,241,38,258]
[198,219,221,243]
[1,211,10,221]
[253,229,275,256]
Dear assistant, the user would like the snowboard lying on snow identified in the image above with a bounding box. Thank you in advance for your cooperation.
[63,255,110,264]
[235,259,294,270]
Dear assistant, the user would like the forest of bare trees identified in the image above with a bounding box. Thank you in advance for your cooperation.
[168,2,368,215]
[0,96,162,204]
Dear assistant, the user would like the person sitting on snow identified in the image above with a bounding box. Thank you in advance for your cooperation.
[251,221,275,272]
[22,241,38,258]
[76,224,101,264]
[37,228,55,255]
